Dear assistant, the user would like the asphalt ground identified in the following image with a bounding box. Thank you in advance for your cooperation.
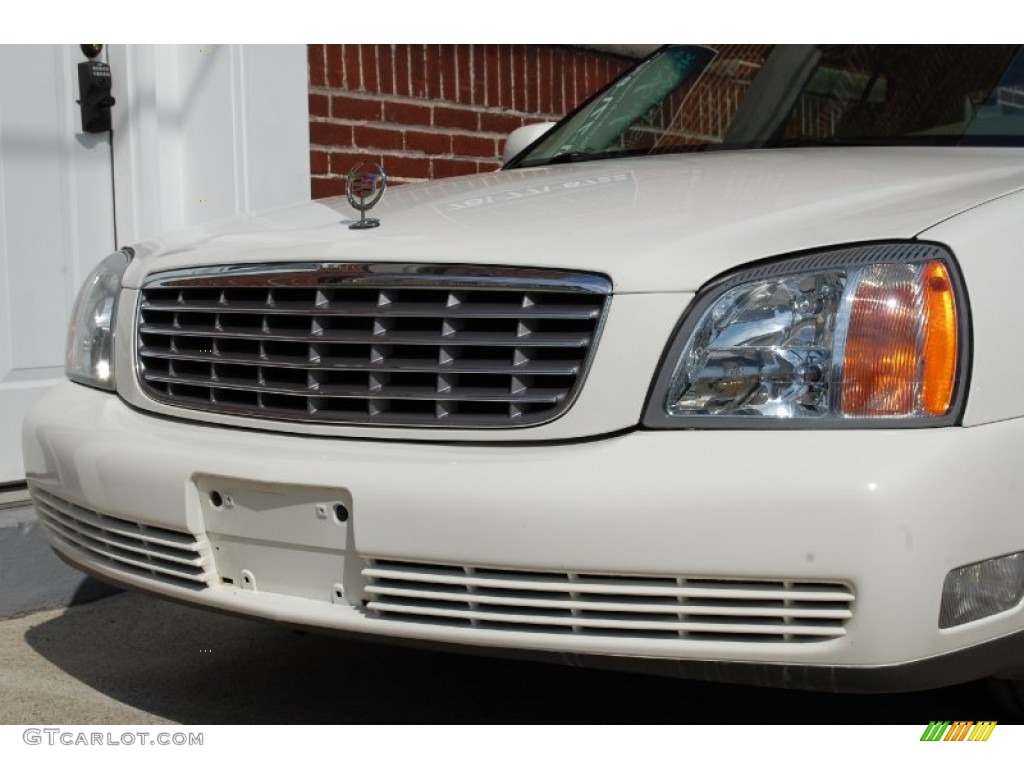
[0,591,1017,725]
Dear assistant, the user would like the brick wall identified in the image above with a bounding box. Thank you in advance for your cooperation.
[308,45,631,199]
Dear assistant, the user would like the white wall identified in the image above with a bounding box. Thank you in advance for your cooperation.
[109,44,310,246]
[0,45,117,484]
[0,44,310,483]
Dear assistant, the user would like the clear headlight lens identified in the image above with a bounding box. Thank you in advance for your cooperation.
[645,243,967,426]
[66,250,132,391]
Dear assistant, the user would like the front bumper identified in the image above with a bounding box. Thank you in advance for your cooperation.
[22,382,1024,691]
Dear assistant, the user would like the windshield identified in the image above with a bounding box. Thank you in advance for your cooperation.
[512,44,1024,168]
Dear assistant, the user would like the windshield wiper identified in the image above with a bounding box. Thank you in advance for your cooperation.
[516,150,612,168]
[520,147,661,168]
[546,151,601,165]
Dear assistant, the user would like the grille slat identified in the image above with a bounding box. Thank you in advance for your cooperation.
[32,490,202,551]
[138,348,580,376]
[363,559,854,642]
[32,489,215,588]
[363,601,846,636]
[364,585,852,620]
[139,324,594,348]
[37,512,205,568]
[142,371,564,404]
[141,300,601,321]
[362,564,854,602]
[137,264,610,427]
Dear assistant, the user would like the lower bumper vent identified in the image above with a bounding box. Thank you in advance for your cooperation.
[32,488,214,590]
[363,559,854,642]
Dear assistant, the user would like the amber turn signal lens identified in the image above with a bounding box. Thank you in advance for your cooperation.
[921,262,958,415]
[840,261,957,417]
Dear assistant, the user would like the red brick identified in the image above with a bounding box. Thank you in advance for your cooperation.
[432,158,478,179]
[529,46,540,114]
[405,130,450,155]
[383,100,431,126]
[395,45,410,97]
[312,177,344,199]
[498,45,513,108]
[457,45,472,103]
[329,151,367,175]
[344,45,361,91]
[520,45,528,112]
[434,105,477,132]
[569,53,579,109]
[452,133,495,158]
[379,45,395,95]
[539,47,552,114]
[603,58,614,87]
[535,49,545,112]
[477,160,502,173]
[506,45,517,111]
[485,45,499,107]
[555,49,567,115]
[514,45,528,112]
[310,150,329,175]
[410,45,427,98]
[471,45,485,105]
[310,121,353,147]
[440,45,457,101]
[353,124,403,150]
[331,94,382,122]
[426,45,443,100]
[326,46,342,87]
[362,45,378,93]
[602,56,615,88]
[309,45,326,87]
[380,155,431,179]
[309,93,329,118]
[548,48,559,115]
[479,111,524,135]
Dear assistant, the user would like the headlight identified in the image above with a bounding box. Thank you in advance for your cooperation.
[644,242,968,428]
[66,249,132,391]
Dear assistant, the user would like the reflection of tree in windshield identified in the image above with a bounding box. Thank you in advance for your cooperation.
[527,45,717,162]
[513,44,1024,168]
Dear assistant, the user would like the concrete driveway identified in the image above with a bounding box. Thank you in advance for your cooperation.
[0,591,1014,724]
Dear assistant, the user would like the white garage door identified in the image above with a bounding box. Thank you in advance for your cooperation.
[0,45,116,483]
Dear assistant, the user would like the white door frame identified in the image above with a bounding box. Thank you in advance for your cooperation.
[1,44,309,483]
[109,44,311,246]
[0,44,117,484]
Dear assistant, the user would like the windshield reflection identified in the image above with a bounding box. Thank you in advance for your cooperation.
[513,44,1024,168]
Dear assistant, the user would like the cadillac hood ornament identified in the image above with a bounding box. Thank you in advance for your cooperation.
[346,162,387,229]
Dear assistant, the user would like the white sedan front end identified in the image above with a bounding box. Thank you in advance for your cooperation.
[23,43,1024,695]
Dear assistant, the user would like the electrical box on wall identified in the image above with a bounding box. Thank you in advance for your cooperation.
[77,60,115,133]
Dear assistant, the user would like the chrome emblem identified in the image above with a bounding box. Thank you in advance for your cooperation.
[346,162,387,229]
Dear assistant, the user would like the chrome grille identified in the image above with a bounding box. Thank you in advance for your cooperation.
[136,264,610,427]
[32,488,215,589]
[362,560,854,642]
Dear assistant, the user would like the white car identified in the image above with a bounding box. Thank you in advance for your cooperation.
[23,44,1024,705]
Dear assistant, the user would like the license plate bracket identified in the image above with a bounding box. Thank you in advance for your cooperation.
[195,475,353,603]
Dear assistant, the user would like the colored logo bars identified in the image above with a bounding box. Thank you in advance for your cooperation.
[920,721,997,741]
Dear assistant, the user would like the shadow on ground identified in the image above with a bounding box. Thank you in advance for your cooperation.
[24,592,1012,725]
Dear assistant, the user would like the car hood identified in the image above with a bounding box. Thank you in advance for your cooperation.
[126,147,1024,293]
